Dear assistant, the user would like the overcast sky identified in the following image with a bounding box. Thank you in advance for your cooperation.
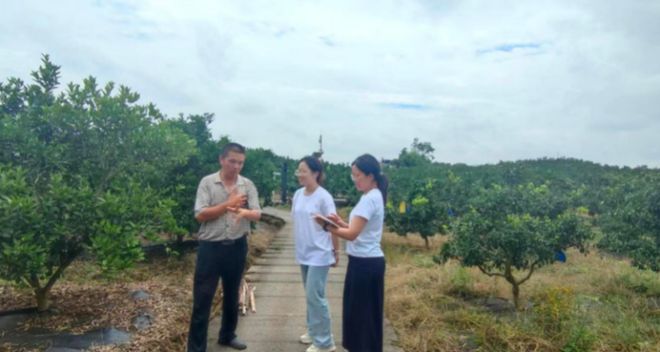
[2,1,659,167]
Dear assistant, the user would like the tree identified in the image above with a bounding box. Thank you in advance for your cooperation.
[0,55,195,310]
[394,138,435,168]
[411,138,435,160]
[386,180,449,248]
[160,114,228,235]
[0,168,178,310]
[437,183,593,309]
[323,162,355,204]
[243,148,279,206]
[599,174,660,271]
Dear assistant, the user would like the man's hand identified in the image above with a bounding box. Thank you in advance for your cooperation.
[227,206,246,223]
[227,206,261,223]
[227,190,247,209]
[194,189,248,223]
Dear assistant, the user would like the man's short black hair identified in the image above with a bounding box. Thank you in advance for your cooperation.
[220,142,246,159]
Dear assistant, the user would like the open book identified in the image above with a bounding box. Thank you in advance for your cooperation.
[312,213,341,229]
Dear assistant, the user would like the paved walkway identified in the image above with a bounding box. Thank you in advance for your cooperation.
[209,207,403,352]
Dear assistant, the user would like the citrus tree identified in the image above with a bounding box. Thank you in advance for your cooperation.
[599,174,660,271]
[386,171,469,248]
[437,183,593,309]
[159,114,230,235]
[0,55,194,310]
[386,180,448,248]
[243,148,279,206]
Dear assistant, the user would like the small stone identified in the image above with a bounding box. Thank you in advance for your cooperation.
[132,312,153,330]
[130,290,150,301]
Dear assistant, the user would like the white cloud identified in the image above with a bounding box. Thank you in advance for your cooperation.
[1,0,659,167]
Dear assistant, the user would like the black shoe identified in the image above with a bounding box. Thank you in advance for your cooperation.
[219,337,247,350]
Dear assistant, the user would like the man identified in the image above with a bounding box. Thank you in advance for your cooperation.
[187,142,261,351]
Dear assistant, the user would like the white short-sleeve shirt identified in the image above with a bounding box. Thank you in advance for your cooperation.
[292,186,337,266]
[346,188,385,258]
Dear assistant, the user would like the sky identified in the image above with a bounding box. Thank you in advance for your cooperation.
[1,0,659,167]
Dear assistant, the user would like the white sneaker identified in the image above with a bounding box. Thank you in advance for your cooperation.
[306,344,336,352]
[299,332,312,344]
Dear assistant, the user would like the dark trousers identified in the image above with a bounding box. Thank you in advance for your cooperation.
[187,237,248,352]
[343,255,385,352]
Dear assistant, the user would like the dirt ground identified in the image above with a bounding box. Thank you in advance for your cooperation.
[0,222,280,352]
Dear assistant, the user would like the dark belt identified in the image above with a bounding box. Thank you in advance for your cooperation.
[218,233,248,245]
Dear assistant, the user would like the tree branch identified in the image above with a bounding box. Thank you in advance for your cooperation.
[43,251,79,293]
[95,167,120,196]
[28,273,42,291]
[21,276,35,289]
[517,260,540,285]
[477,265,507,279]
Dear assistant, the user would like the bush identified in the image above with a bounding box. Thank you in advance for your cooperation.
[614,267,660,296]
[562,324,595,352]
[533,287,576,334]
[448,266,474,297]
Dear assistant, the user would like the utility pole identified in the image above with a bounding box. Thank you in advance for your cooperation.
[280,162,288,204]
[312,134,324,160]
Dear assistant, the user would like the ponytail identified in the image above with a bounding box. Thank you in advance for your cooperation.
[374,172,388,203]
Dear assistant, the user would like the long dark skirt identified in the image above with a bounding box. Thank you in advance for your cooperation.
[343,255,386,352]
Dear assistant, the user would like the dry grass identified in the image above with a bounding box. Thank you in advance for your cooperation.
[4,221,657,352]
[0,223,280,352]
[383,231,660,352]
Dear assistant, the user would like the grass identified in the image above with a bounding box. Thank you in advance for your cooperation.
[3,215,658,351]
[383,232,660,352]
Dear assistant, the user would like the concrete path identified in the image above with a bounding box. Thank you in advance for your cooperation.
[208,207,403,352]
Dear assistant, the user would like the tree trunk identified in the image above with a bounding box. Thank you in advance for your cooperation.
[424,236,429,249]
[504,264,521,310]
[29,252,79,312]
[35,288,49,312]
[511,282,520,310]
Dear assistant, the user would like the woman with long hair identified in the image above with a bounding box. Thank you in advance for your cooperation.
[317,153,388,352]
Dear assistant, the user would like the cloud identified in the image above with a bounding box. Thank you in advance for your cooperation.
[318,36,336,47]
[380,103,430,111]
[1,0,659,168]
[477,42,544,55]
